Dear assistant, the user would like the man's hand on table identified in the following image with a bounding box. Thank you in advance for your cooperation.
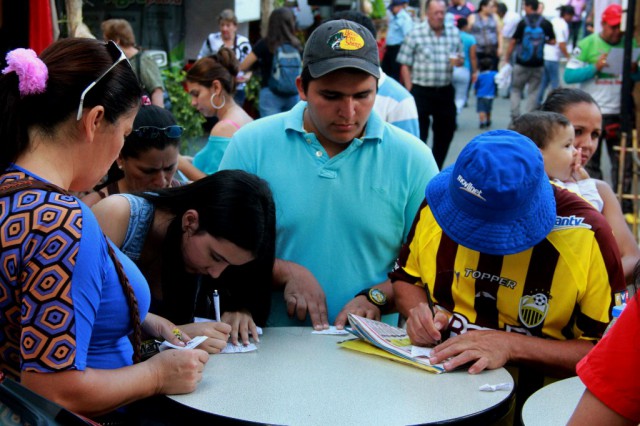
[334,297,381,329]
[428,330,512,374]
[277,260,329,330]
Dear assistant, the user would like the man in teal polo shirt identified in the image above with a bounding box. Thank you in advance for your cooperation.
[219,19,438,329]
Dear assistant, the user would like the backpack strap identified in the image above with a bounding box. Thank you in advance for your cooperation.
[0,178,143,364]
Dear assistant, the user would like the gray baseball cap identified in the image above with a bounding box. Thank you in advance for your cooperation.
[303,19,380,79]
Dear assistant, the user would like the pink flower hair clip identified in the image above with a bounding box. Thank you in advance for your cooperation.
[2,48,48,97]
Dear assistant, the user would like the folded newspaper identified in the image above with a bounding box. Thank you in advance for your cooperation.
[339,313,445,374]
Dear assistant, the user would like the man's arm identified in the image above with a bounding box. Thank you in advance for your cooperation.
[470,44,478,82]
[334,280,395,329]
[400,64,413,91]
[150,87,164,108]
[430,328,593,375]
[273,259,329,329]
[504,38,517,64]
[564,45,605,84]
[396,278,596,376]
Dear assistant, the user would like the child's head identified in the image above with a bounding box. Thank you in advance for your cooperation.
[509,111,576,181]
[479,57,493,71]
[457,17,469,31]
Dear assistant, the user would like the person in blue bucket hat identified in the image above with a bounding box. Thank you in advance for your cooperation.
[391,129,625,422]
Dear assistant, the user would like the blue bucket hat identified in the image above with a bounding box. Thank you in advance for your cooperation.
[425,130,556,255]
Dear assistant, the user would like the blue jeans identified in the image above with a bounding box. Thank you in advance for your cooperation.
[259,87,299,118]
[452,66,471,114]
[537,60,560,107]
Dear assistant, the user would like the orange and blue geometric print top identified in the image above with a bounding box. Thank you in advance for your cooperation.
[0,167,150,380]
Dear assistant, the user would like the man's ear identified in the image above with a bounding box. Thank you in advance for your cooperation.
[81,105,106,144]
[296,76,307,101]
[182,209,200,234]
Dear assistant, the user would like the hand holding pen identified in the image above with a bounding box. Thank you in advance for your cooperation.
[405,288,450,347]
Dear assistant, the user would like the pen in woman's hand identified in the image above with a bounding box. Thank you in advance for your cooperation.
[213,290,221,322]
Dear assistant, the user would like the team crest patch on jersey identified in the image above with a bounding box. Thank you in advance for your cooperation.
[327,29,365,51]
[553,215,592,230]
[518,293,549,328]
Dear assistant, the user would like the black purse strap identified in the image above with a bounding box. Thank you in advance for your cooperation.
[0,179,142,364]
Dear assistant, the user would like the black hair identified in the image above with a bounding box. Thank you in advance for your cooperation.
[525,0,539,11]
[479,57,494,71]
[121,105,180,158]
[140,170,276,325]
[457,17,469,29]
[509,111,572,149]
[0,38,142,172]
[496,2,508,15]
[477,0,493,13]
[539,87,599,116]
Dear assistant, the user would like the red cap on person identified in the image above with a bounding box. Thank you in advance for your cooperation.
[602,4,622,26]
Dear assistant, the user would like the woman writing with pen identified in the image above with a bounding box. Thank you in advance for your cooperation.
[92,170,276,350]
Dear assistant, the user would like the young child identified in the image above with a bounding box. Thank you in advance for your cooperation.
[474,57,498,128]
[510,111,603,211]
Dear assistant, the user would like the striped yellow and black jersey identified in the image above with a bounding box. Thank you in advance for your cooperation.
[390,184,625,341]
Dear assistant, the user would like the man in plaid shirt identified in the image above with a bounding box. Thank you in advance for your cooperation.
[397,0,463,168]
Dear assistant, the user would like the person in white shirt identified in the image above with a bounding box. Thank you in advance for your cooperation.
[537,5,574,106]
[198,9,252,105]
[497,2,521,65]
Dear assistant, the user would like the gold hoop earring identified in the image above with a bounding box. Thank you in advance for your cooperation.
[210,93,226,110]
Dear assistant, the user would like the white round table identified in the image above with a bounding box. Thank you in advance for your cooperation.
[168,327,514,425]
[521,376,585,425]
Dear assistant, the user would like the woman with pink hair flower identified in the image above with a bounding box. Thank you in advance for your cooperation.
[0,38,210,422]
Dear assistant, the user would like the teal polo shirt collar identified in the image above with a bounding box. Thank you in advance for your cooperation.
[283,101,385,145]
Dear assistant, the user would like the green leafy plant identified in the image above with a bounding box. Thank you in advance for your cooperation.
[162,66,205,154]
[244,73,262,116]
[371,0,387,19]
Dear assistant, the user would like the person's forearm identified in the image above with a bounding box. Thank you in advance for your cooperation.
[22,364,159,417]
[559,42,569,58]
[178,155,206,182]
[564,64,597,84]
[150,88,164,108]
[507,334,593,377]
[394,280,427,318]
[400,64,412,90]
[504,39,516,62]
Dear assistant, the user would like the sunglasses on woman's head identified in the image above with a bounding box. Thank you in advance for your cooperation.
[76,40,132,121]
[132,125,184,139]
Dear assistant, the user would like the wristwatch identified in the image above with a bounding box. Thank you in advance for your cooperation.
[355,288,388,308]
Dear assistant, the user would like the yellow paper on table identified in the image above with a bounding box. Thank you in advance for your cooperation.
[338,339,444,374]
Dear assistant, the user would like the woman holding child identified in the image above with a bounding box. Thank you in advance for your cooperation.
[541,88,640,282]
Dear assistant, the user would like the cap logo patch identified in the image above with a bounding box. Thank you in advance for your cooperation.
[457,174,486,201]
[327,29,365,51]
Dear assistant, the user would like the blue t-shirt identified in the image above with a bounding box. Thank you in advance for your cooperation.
[219,102,439,325]
[0,167,150,379]
[460,32,477,71]
[475,70,498,98]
